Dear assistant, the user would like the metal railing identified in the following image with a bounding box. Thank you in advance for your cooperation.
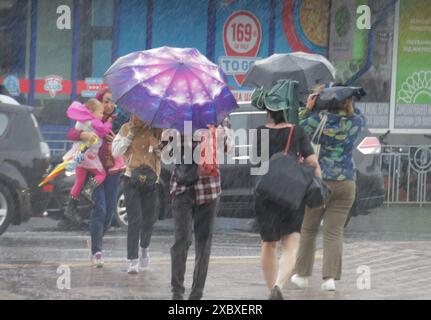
[45,139,73,157]
[40,126,72,157]
[380,145,431,205]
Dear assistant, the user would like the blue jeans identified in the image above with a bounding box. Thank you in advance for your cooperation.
[90,173,121,254]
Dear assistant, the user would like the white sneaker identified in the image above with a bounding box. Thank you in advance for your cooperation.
[92,252,104,268]
[291,274,309,289]
[139,248,150,271]
[321,279,336,291]
[127,259,139,274]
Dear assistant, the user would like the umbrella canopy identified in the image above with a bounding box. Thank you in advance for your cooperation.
[315,86,366,111]
[243,51,336,99]
[104,47,238,132]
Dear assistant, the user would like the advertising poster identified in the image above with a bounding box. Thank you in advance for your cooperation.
[3,75,21,97]
[80,78,107,98]
[328,0,356,61]
[274,0,329,55]
[329,0,395,129]
[395,0,431,129]
[215,0,270,102]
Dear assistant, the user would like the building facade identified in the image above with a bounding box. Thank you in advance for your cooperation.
[0,0,430,135]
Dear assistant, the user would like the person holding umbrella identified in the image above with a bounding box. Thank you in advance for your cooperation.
[104,46,238,298]
[168,124,233,301]
[112,115,163,274]
[291,86,366,291]
[243,51,336,121]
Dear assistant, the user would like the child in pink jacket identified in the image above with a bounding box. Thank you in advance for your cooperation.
[64,99,112,224]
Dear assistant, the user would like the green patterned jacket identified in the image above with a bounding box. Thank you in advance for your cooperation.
[299,107,366,181]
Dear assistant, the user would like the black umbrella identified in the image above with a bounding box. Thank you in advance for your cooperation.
[243,52,336,100]
[315,86,366,111]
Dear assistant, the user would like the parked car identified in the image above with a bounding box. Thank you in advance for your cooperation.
[0,102,51,235]
[44,103,385,229]
[0,94,20,106]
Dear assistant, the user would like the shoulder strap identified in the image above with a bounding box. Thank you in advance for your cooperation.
[311,113,328,143]
[284,125,296,155]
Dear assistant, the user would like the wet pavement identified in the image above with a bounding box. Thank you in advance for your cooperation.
[1,205,431,300]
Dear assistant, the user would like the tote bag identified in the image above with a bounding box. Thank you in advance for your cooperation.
[310,114,328,158]
[255,126,315,210]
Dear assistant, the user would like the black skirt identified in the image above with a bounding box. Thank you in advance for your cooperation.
[255,194,306,242]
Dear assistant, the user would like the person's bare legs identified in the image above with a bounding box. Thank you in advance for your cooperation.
[275,233,300,289]
[261,241,278,291]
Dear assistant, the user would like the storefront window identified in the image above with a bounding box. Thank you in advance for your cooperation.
[92,0,113,27]
[78,0,114,85]
[34,0,73,126]
[117,0,147,56]
[0,0,30,105]
[92,40,113,77]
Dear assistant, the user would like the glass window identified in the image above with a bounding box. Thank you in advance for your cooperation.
[92,0,113,27]
[0,0,30,104]
[0,113,9,137]
[92,40,113,77]
[78,0,114,81]
[35,0,74,126]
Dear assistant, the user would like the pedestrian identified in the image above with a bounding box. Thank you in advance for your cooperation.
[252,95,322,300]
[169,125,231,301]
[63,88,126,267]
[291,88,365,291]
[63,99,112,224]
[112,115,163,274]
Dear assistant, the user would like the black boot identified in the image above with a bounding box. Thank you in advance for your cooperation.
[81,178,98,204]
[64,197,82,224]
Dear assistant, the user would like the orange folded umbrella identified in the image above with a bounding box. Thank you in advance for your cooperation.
[38,138,98,187]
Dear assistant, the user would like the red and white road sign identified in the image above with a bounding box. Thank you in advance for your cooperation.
[357,137,382,155]
[222,10,262,86]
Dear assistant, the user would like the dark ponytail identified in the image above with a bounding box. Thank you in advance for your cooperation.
[268,109,288,124]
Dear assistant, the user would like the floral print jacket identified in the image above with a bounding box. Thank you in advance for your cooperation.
[299,107,366,181]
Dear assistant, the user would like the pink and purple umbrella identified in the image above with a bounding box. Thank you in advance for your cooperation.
[104,46,238,132]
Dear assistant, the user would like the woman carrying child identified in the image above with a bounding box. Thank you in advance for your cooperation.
[63,99,113,224]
